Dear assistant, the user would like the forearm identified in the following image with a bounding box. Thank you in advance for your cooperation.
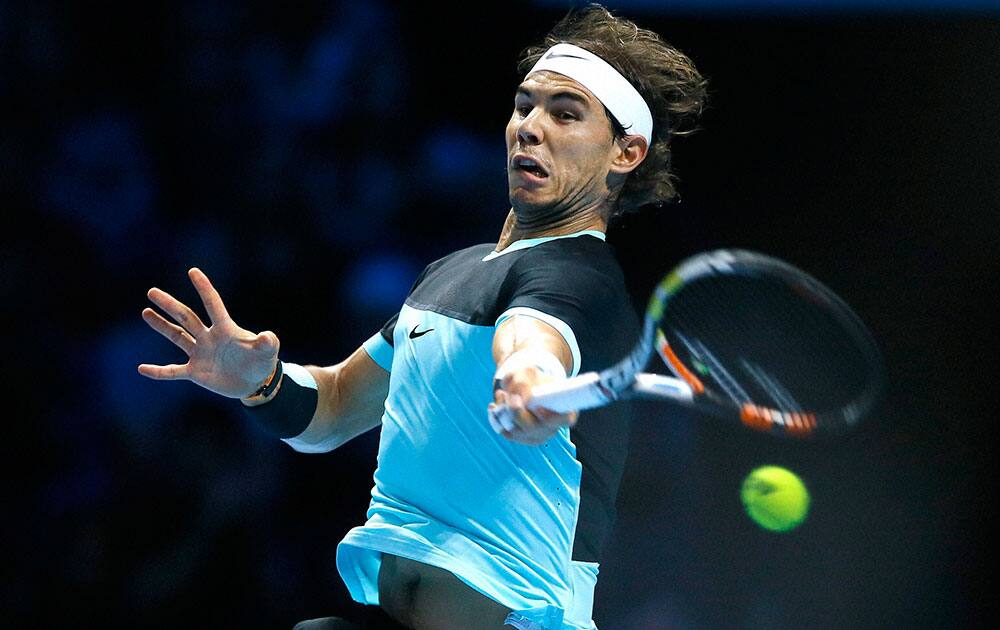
[244,346,389,453]
[292,351,388,451]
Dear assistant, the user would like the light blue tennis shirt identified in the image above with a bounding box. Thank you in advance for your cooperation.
[286,230,639,630]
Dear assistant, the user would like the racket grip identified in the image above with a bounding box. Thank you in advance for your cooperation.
[487,373,614,434]
[527,372,614,413]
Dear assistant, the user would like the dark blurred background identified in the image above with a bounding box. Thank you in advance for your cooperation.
[4,0,997,628]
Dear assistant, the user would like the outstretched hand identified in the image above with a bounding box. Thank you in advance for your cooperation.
[138,268,279,399]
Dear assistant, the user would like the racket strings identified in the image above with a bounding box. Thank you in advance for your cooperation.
[673,329,751,405]
[658,274,875,420]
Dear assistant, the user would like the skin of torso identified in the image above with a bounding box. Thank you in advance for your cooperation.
[378,554,513,629]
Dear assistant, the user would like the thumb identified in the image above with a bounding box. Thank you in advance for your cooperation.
[254,330,280,355]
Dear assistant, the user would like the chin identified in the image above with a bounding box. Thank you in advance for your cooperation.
[509,198,543,217]
[509,189,548,211]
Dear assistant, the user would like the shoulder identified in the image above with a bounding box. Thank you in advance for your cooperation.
[412,243,496,285]
[518,234,620,263]
[511,236,628,297]
[505,235,634,329]
[424,243,495,270]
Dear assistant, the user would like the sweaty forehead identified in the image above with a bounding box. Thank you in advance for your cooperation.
[517,71,599,106]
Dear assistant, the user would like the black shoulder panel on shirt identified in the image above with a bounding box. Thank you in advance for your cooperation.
[379,311,399,347]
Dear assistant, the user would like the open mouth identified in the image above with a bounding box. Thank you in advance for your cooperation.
[513,156,549,178]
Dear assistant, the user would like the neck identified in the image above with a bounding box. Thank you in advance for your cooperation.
[495,205,607,252]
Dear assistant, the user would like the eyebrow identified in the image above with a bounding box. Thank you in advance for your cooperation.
[515,87,591,108]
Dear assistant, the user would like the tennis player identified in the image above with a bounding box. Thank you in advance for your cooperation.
[139,5,705,629]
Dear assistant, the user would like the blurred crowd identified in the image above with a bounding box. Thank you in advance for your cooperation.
[5,2,511,626]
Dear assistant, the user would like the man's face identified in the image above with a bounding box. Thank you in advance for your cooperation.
[505,71,622,216]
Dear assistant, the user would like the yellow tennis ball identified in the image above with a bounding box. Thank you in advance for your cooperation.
[741,465,810,532]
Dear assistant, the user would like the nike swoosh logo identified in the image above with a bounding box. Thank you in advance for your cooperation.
[409,326,434,339]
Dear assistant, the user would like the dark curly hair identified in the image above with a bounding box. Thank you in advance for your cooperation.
[518,4,708,217]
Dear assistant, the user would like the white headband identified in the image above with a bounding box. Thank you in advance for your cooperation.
[527,43,653,144]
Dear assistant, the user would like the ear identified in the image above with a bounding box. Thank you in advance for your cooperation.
[609,135,649,175]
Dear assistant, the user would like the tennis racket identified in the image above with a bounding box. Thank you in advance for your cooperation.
[490,249,884,439]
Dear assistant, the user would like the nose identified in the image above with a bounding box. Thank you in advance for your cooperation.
[516,110,543,146]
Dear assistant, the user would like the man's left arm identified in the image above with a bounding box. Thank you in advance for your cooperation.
[490,315,579,445]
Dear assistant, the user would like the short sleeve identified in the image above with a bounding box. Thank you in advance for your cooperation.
[362,312,398,372]
[496,244,638,376]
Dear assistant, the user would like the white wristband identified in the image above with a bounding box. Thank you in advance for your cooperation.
[494,347,567,384]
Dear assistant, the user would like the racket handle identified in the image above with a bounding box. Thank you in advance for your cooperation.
[529,371,614,413]
[488,372,611,433]
[529,372,695,411]
[488,372,696,433]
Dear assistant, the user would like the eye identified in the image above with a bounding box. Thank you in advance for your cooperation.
[515,104,532,117]
[556,111,578,121]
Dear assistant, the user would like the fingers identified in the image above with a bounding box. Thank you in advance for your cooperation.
[490,374,579,444]
[493,389,534,430]
[492,389,574,431]
[488,399,517,433]
[137,363,190,380]
[188,267,231,326]
[487,403,511,433]
[147,286,207,336]
[495,377,545,428]
[532,406,579,428]
[488,410,560,446]
[142,308,196,355]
